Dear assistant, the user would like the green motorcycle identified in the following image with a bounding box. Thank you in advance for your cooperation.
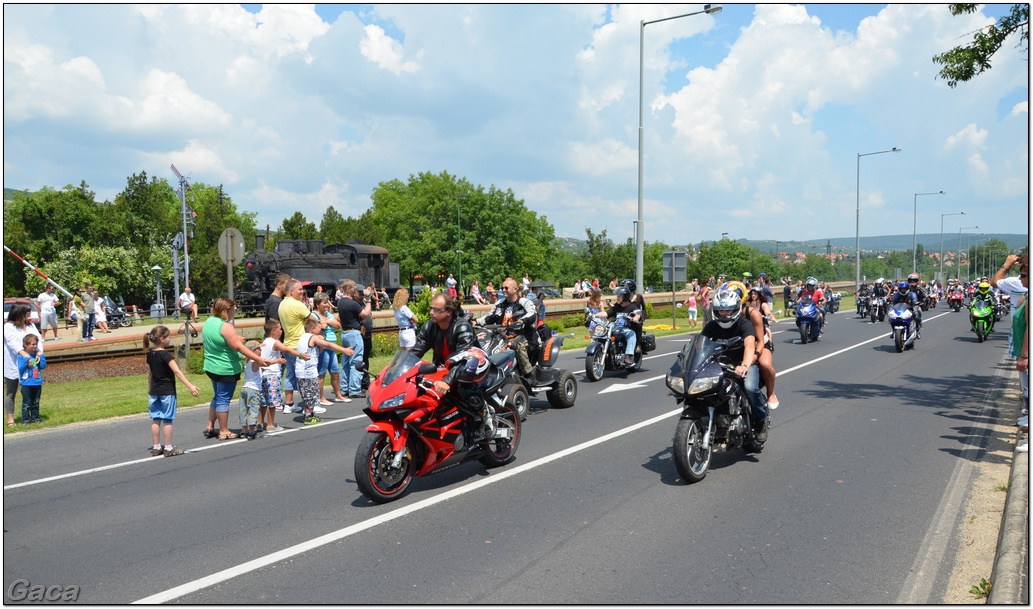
[968,297,996,343]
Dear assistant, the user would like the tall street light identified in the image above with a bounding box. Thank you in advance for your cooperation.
[637,3,722,291]
[456,193,467,296]
[912,190,945,273]
[939,211,964,282]
[957,225,978,281]
[855,147,901,291]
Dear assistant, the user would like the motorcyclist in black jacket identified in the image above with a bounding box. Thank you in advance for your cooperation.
[473,277,539,375]
[411,293,478,396]
[906,273,926,333]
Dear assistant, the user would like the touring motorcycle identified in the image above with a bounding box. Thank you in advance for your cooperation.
[583,311,656,381]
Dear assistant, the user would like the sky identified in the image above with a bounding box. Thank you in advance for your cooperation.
[3,4,1029,250]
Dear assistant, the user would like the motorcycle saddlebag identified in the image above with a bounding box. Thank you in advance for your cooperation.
[641,333,656,353]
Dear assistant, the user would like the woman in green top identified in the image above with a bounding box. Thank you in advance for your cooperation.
[202,297,270,440]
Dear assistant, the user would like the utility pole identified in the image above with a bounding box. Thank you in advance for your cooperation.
[171,164,195,290]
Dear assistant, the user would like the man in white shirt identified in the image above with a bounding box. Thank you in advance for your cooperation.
[36,284,60,340]
[178,287,198,322]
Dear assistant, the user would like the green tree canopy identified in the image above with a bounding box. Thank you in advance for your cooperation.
[933,4,1029,87]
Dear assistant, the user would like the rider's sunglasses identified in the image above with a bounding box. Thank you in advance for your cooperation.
[429,306,445,313]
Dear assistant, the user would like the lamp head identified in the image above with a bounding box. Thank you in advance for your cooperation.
[704,4,723,15]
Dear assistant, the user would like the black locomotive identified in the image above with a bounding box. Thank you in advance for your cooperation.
[239,235,400,311]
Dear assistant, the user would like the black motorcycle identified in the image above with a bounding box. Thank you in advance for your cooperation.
[667,334,767,483]
[856,294,870,318]
[102,296,133,328]
[583,311,655,382]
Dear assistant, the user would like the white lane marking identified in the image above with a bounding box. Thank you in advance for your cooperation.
[2,415,366,491]
[132,407,682,604]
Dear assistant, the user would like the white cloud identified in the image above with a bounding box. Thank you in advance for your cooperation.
[360,24,422,74]
[944,123,988,151]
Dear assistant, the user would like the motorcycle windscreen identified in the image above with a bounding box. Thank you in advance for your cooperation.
[677,334,725,378]
[382,349,425,385]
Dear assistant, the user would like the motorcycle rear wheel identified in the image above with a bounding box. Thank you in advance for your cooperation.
[354,431,415,504]
[673,416,711,484]
[584,347,605,382]
[546,370,577,409]
[478,401,521,468]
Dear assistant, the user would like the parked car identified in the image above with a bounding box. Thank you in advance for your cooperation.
[3,298,41,329]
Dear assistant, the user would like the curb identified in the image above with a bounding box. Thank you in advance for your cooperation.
[988,369,1029,604]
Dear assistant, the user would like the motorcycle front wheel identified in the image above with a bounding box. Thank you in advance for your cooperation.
[799,322,810,344]
[479,401,521,468]
[673,416,711,484]
[894,328,904,352]
[870,308,877,323]
[976,322,986,343]
[585,346,605,382]
[354,431,415,504]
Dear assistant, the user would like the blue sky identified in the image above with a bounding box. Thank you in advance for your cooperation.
[4,4,1028,249]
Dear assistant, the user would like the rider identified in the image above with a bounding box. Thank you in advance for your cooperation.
[856,282,870,314]
[473,277,539,376]
[701,288,768,442]
[590,286,642,366]
[906,273,927,331]
[891,280,921,337]
[410,293,492,435]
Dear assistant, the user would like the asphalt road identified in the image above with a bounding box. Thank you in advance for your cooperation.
[3,305,1014,604]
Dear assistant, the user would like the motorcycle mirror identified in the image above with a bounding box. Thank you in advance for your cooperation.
[418,363,438,376]
[354,360,367,372]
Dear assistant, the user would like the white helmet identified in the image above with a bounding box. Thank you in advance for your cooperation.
[445,347,490,384]
[711,288,742,329]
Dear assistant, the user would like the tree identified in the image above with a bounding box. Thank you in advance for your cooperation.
[319,206,348,244]
[933,4,1029,88]
[278,211,317,240]
[182,183,257,302]
[692,239,756,280]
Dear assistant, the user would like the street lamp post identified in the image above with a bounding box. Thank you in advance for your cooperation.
[957,226,978,281]
[939,211,965,282]
[456,193,467,296]
[856,147,901,291]
[913,190,945,273]
[637,4,722,292]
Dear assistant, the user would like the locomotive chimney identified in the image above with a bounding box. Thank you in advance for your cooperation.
[256,234,265,252]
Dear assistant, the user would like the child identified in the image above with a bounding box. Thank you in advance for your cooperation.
[143,326,199,457]
[239,340,265,440]
[296,316,354,425]
[17,334,46,424]
[258,318,305,433]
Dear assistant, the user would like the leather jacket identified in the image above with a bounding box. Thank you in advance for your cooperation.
[411,315,477,388]
[477,297,538,341]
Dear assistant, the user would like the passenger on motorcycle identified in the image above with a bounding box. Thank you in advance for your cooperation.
[473,277,539,375]
[906,273,927,330]
[701,288,768,442]
[620,279,648,323]
[590,286,642,366]
[872,277,890,299]
[743,286,779,410]
[891,281,921,337]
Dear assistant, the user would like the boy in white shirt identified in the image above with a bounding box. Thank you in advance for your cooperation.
[296,317,354,425]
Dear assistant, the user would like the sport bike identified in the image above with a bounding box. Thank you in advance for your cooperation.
[666,334,767,483]
[353,349,522,504]
[794,295,821,344]
[969,297,996,343]
[583,311,655,381]
[946,289,964,312]
[887,302,918,352]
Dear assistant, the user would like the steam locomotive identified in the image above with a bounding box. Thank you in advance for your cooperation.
[239,235,400,310]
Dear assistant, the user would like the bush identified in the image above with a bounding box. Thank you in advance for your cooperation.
[561,313,585,329]
[372,332,397,358]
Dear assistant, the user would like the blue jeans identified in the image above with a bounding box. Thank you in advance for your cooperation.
[341,329,364,395]
[21,385,41,422]
[621,328,637,356]
[282,354,297,392]
[82,313,96,339]
[741,364,766,423]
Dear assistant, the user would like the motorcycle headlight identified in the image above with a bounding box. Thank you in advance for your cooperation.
[688,375,722,395]
[376,393,406,410]
[666,374,685,395]
[593,324,607,337]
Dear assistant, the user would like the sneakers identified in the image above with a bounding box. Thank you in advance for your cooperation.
[348,392,366,399]
[281,404,293,414]
[89,336,98,341]
[163,446,185,457]
[265,424,284,433]
[292,404,303,413]
[245,432,258,441]
[303,415,323,426]
[151,446,164,457]
[313,405,327,414]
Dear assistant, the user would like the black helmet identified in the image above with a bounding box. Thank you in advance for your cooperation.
[620,279,637,293]
[615,286,630,300]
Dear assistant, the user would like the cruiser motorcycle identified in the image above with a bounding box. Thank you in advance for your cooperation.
[583,311,656,381]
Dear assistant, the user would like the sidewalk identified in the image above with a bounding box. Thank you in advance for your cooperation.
[988,366,1029,604]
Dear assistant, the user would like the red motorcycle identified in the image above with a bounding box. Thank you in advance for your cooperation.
[947,288,964,312]
[354,348,522,504]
